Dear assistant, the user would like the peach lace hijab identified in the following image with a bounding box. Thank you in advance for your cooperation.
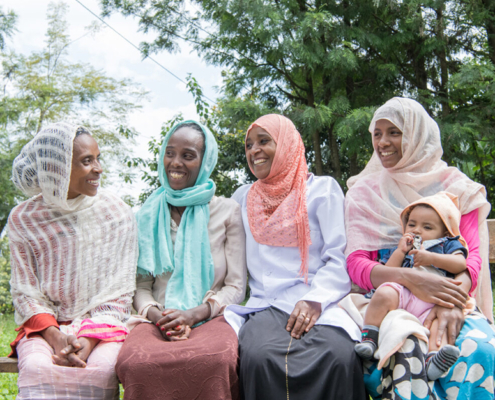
[345,97,492,318]
[246,114,311,281]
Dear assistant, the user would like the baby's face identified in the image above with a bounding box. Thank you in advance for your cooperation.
[404,206,448,242]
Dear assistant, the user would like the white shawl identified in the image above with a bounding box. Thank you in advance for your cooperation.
[9,122,137,327]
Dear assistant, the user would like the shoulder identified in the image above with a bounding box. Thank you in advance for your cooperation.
[98,191,133,212]
[209,196,241,221]
[444,237,468,257]
[8,195,43,227]
[307,174,344,200]
[231,184,252,205]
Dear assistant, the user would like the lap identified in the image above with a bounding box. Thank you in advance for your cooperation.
[365,313,495,400]
[117,316,239,400]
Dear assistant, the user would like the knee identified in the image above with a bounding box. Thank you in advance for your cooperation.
[373,286,399,308]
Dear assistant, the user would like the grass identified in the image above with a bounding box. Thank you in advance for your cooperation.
[0,313,17,400]
[0,313,124,399]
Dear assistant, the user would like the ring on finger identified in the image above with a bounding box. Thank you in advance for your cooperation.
[300,312,307,318]
[305,317,310,323]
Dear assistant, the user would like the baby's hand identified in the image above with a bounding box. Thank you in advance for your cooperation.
[397,233,414,254]
[409,246,433,267]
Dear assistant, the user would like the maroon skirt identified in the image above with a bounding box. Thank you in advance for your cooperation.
[116,316,240,400]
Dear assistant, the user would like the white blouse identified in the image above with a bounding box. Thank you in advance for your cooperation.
[133,196,247,319]
[224,174,360,341]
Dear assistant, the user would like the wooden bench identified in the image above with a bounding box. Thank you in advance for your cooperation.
[1,218,495,374]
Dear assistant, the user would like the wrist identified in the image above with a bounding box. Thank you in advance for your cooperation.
[190,303,210,326]
[147,306,162,324]
[41,325,61,341]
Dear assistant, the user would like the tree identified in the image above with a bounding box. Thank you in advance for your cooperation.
[102,0,495,215]
[0,1,147,233]
[0,6,16,51]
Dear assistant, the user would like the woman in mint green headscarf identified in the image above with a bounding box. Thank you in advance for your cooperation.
[116,121,247,400]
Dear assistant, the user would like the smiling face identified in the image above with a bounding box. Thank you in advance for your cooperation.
[164,126,204,190]
[67,134,102,199]
[404,205,449,242]
[373,119,403,168]
[245,126,277,180]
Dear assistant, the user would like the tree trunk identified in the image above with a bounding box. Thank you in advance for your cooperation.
[436,3,451,118]
[306,75,324,175]
[328,122,342,181]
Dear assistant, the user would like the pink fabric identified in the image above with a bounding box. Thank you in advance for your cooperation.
[16,335,122,399]
[77,319,129,342]
[379,282,433,324]
[460,209,481,295]
[347,250,379,292]
[246,114,311,281]
[347,210,482,296]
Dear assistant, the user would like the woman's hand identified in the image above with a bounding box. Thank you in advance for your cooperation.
[42,327,99,367]
[402,269,468,309]
[286,300,321,339]
[52,336,100,367]
[424,305,464,347]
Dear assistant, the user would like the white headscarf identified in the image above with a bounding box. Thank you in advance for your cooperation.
[9,122,137,326]
[345,97,492,319]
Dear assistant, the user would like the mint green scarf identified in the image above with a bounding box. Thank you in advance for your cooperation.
[136,120,217,311]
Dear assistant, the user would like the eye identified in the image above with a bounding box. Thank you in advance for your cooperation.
[261,139,269,144]
[246,143,253,150]
[424,226,432,230]
[391,130,402,135]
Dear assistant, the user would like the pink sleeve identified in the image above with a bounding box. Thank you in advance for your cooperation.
[346,250,380,292]
[76,319,129,342]
[459,209,481,295]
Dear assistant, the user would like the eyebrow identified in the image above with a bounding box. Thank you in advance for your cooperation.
[166,145,199,153]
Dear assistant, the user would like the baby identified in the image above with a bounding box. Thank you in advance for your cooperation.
[354,191,468,381]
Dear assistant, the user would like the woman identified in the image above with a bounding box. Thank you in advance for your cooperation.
[116,121,246,400]
[345,97,494,399]
[8,122,137,399]
[224,114,366,400]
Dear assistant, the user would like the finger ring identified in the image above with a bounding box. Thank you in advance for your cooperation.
[305,317,310,323]
[300,313,307,318]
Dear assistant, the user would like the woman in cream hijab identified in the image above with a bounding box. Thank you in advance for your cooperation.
[345,97,494,399]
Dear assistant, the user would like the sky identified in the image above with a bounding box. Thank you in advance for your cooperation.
[2,0,223,199]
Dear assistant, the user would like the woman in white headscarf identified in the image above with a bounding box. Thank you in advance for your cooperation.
[345,97,494,399]
[8,122,137,399]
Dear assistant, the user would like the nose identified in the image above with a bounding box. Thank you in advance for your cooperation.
[93,160,103,174]
[378,133,390,148]
[170,154,183,168]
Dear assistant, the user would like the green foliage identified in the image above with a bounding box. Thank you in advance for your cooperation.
[102,0,495,217]
[0,236,12,315]
[0,7,16,52]
[0,313,17,399]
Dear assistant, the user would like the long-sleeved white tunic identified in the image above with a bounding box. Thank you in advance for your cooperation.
[224,174,360,341]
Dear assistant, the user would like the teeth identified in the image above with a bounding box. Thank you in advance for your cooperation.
[170,172,185,179]
[87,180,99,185]
[253,159,267,165]
[381,152,396,156]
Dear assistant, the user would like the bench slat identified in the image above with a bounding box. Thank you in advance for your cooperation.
[0,357,18,373]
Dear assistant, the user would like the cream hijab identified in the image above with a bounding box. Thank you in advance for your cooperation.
[345,97,492,319]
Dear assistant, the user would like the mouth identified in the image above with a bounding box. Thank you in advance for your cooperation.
[169,171,186,180]
[380,151,397,157]
[253,158,268,166]
[87,179,99,187]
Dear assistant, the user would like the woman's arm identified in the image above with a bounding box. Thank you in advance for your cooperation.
[8,214,57,324]
[202,201,247,317]
[459,209,481,294]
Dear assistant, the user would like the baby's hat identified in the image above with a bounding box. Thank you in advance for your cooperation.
[400,191,467,249]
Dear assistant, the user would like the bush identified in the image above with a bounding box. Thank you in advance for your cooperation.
[0,236,13,314]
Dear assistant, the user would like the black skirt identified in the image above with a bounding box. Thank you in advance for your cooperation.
[238,306,367,400]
